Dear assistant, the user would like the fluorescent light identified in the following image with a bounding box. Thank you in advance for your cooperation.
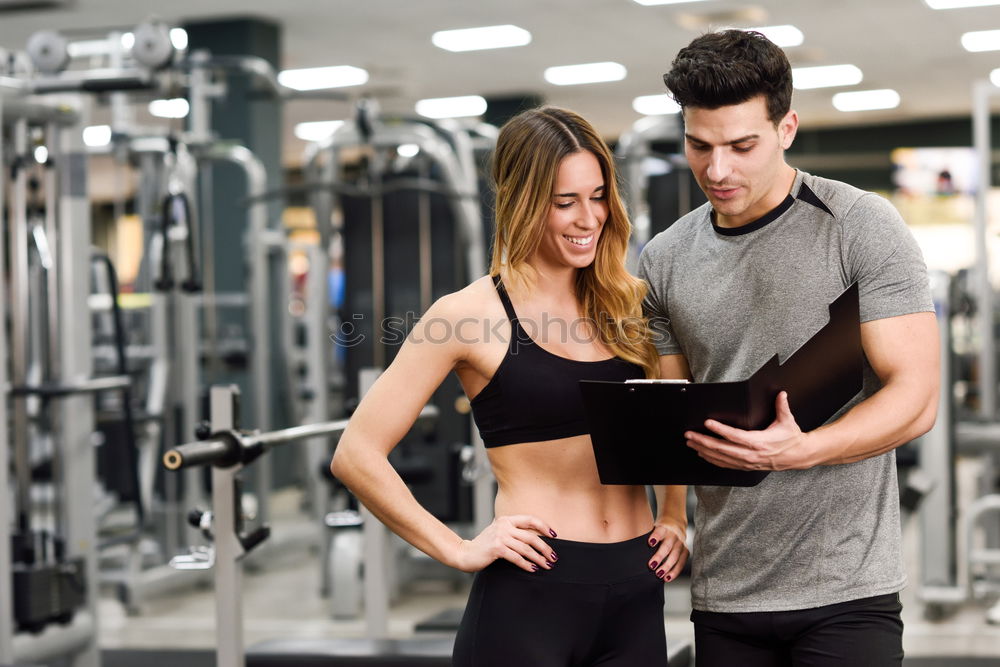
[397,144,420,158]
[962,29,1000,52]
[170,28,188,51]
[632,94,680,115]
[294,120,345,142]
[67,39,112,58]
[632,0,708,5]
[149,98,190,119]
[415,95,487,119]
[544,62,627,86]
[792,64,863,90]
[83,125,112,147]
[927,0,1000,8]
[832,89,900,112]
[432,24,531,52]
[747,24,804,48]
[34,146,48,164]
[991,67,1000,87]
[278,65,369,91]
[121,32,135,50]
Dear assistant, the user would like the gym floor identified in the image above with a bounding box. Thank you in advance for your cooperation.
[96,490,1000,663]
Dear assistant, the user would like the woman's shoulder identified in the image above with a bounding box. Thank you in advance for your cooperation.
[421,275,504,324]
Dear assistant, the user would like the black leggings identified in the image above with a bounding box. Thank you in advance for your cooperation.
[452,533,668,667]
[692,592,904,667]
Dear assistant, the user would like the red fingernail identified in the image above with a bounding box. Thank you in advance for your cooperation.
[550,552,558,561]
[657,569,665,579]
[650,561,658,570]
[649,538,658,547]
[545,561,553,568]
[665,575,672,582]
[549,529,557,538]
[531,564,538,572]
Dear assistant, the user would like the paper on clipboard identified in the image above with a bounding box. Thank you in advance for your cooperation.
[580,283,863,486]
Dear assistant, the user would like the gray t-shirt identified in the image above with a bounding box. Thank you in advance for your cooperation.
[638,169,933,613]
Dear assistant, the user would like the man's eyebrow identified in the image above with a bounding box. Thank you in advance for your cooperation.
[554,184,606,197]
[684,133,760,145]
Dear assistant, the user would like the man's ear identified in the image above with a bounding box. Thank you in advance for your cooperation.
[779,109,799,150]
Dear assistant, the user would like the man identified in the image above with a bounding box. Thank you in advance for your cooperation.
[638,30,939,666]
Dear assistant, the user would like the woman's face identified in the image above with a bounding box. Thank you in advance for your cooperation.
[533,150,608,271]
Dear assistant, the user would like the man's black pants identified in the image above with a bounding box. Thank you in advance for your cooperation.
[692,592,903,666]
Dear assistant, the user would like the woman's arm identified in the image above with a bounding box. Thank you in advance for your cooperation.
[331,292,557,573]
[645,353,691,581]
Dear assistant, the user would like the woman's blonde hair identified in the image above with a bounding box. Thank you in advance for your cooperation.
[489,106,658,378]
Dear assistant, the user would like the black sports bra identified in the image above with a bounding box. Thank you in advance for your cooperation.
[469,276,644,448]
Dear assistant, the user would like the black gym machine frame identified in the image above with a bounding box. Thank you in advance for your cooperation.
[162,384,438,667]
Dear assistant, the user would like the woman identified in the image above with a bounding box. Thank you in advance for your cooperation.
[331,106,688,666]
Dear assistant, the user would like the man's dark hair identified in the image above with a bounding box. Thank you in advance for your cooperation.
[663,29,792,124]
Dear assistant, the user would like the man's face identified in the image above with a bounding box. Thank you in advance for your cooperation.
[682,96,798,228]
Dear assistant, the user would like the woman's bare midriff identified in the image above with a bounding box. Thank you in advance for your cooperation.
[487,434,654,543]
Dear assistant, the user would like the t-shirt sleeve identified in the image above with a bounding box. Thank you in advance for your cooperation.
[637,244,682,356]
[841,193,934,323]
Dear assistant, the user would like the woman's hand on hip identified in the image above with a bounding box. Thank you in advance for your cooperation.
[452,515,558,573]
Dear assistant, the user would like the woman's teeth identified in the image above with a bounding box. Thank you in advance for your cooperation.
[563,234,593,246]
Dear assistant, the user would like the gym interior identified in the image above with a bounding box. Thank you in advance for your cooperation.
[1,0,1000,665]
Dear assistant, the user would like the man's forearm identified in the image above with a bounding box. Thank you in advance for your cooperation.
[805,375,937,467]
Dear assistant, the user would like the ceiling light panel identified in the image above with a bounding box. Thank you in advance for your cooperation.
[632,94,681,115]
[632,0,708,5]
[415,95,487,119]
[278,65,369,91]
[431,24,531,52]
[170,28,188,50]
[149,98,189,119]
[83,125,112,147]
[544,62,627,86]
[747,24,804,48]
[792,64,863,89]
[926,0,1000,8]
[962,29,1000,51]
[832,89,900,112]
[294,120,345,142]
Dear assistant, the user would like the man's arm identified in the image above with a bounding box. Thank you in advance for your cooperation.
[647,354,691,580]
[685,311,939,471]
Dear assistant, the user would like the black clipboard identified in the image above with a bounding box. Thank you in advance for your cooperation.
[580,283,863,486]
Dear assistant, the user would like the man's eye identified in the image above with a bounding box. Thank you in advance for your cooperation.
[733,145,754,153]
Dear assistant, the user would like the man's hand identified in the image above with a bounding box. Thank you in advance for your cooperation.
[685,391,817,471]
